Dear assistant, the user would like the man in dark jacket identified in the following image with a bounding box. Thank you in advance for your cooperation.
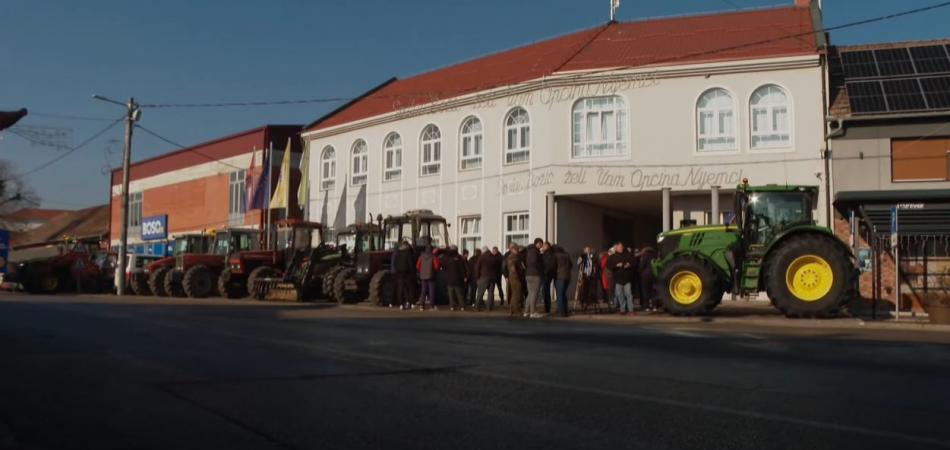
[491,246,505,306]
[606,242,637,315]
[391,241,416,310]
[541,241,556,314]
[554,245,572,317]
[416,246,440,310]
[638,247,658,311]
[524,238,544,318]
[466,248,480,306]
[476,246,500,310]
[439,246,467,311]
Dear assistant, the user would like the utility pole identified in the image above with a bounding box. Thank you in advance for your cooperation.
[94,95,140,296]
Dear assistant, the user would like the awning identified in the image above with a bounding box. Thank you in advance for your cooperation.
[835,189,950,235]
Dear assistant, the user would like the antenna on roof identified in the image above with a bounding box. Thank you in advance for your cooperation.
[610,0,620,22]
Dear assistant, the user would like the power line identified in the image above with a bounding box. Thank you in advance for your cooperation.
[135,124,244,170]
[29,112,117,122]
[139,97,353,109]
[13,115,125,179]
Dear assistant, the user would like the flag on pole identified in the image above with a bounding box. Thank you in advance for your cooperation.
[249,147,269,210]
[296,143,310,218]
[269,138,292,210]
[245,150,256,210]
[354,183,367,225]
[333,180,347,231]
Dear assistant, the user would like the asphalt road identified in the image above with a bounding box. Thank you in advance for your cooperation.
[1,294,949,450]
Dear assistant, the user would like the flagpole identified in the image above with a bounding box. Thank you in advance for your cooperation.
[266,141,273,249]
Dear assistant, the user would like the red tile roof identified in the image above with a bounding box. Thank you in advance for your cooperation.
[307,5,818,132]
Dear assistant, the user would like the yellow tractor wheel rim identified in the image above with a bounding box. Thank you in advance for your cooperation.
[669,271,703,305]
[41,276,59,292]
[785,255,834,302]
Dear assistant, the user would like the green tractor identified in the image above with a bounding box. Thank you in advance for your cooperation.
[652,181,855,318]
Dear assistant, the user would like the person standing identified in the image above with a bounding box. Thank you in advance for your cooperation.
[599,249,612,305]
[475,247,499,310]
[466,248,481,307]
[554,245,572,317]
[440,246,467,311]
[575,246,597,309]
[505,246,525,317]
[638,247,658,311]
[415,246,440,311]
[541,242,556,314]
[524,238,544,318]
[391,241,416,310]
[492,246,506,306]
[606,242,636,315]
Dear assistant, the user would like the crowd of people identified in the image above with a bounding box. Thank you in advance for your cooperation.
[387,238,659,318]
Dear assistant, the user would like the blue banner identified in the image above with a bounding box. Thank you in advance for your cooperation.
[141,215,168,241]
[0,229,8,274]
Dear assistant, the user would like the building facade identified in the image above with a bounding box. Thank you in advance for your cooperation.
[302,2,829,256]
[108,125,303,255]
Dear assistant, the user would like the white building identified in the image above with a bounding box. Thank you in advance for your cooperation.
[302,1,830,255]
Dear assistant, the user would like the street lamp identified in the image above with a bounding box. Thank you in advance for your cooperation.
[93,95,141,296]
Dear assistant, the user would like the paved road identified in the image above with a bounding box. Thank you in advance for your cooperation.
[1,294,949,450]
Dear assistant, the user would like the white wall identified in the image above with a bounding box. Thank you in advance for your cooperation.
[304,55,827,249]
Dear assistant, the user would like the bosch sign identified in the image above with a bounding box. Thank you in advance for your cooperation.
[140,215,168,240]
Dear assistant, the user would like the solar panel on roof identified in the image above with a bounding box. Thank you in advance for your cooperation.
[910,45,950,74]
[881,78,927,111]
[874,48,916,76]
[840,50,878,78]
[847,81,888,113]
[920,76,950,109]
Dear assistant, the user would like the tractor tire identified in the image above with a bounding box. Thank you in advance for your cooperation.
[247,266,281,300]
[130,275,150,296]
[657,255,723,316]
[367,270,396,307]
[39,273,62,294]
[183,265,215,298]
[333,268,362,305]
[164,269,186,298]
[322,266,346,302]
[764,234,851,318]
[218,269,247,299]
[149,267,170,297]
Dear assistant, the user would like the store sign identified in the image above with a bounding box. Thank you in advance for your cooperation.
[0,229,9,274]
[141,215,168,241]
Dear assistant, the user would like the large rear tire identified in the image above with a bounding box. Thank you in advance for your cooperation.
[149,267,170,297]
[130,274,150,296]
[247,266,281,300]
[183,265,215,298]
[164,269,186,298]
[367,270,396,307]
[657,256,723,316]
[322,266,345,302]
[765,234,851,318]
[333,268,363,304]
[39,273,61,294]
[218,269,246,299]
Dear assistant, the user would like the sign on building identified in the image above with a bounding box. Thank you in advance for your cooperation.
[141,215,168,241]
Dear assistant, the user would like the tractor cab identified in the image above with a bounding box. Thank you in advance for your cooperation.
[335,223,382,255]
[274,219,324,255]
[212,229,260,256]
[170,234,212,256]
[383,209,450,251]
[736,184,818,250]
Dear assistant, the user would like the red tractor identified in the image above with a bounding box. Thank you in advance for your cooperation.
[144,233,213,297]
[164,228,261,298]
[219,219,328,300]
[323,222,383,304]
[333,210,450,306]
[10,240,114,295]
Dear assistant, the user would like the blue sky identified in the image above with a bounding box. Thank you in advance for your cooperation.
[1,0,948,209]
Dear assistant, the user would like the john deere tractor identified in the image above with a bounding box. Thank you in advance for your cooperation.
[652,181,855,318]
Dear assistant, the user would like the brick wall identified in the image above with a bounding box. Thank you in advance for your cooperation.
[833,217,898,308]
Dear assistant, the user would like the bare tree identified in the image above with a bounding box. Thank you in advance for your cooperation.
[0,159,39,216]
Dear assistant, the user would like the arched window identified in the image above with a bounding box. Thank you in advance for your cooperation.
[750,84,791,149]
[420,124,442,175]
[383,132,402,181]
[572,96,628,158]
[504,107,530,164]
[351,139,368,186]
[459,116,483,170]
[696,88,737,152]
[320,146,336,191]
